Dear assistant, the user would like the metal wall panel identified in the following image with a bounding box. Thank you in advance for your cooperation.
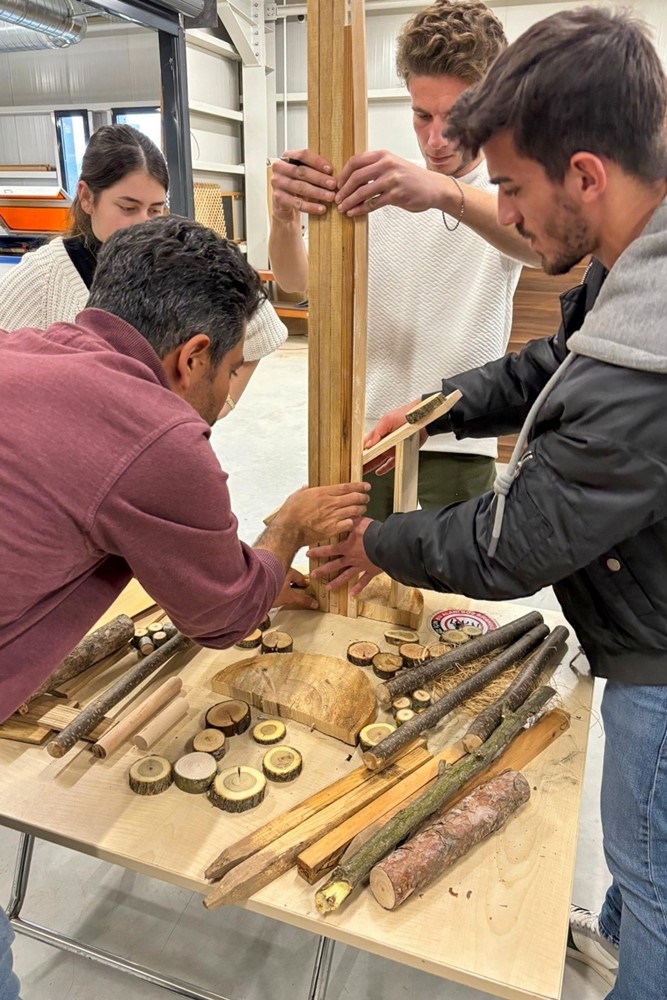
[190,116,241,164]
[186,45,240,107]
[0,114,54,164]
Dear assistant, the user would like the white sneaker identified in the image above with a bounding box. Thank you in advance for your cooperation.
[567,904,619,988]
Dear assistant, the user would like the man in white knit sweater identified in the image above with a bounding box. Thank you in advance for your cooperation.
[269,0,537,519]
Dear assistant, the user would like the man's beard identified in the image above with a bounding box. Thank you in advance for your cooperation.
[517,206,592,276]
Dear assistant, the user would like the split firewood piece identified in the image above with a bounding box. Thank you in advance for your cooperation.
[370,771,531,910]
[132,696,189,751]
[365,624,549,770]
[314,685,555,914]
[173,751,218,793]
[252,719,287,745]
[205,700,251,736]
[391,696,412,715]
[358,722,396,752]
[47,633,193,758]
[261,631,293,654]
[463,625,570,752]
[404,392,447,425]
[192,728,227,761]
[372,653,403,680]
[91,676,183,758]
[347,641,381,667]
[262,746,303,782]
[235,629,263,650]
[128,755,173,796]
[412,690,432,712]
[377,610,544,707]
[384,628,419,647]
[399,643,430,669]
[209,765,267,812]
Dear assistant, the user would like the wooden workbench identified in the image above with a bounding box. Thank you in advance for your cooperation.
[0,591,593,1000]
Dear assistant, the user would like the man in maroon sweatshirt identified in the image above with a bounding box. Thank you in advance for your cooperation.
[0,216,369,722]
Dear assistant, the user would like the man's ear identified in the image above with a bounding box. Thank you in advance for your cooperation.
[567,152,608,203]
[161,334,212,394]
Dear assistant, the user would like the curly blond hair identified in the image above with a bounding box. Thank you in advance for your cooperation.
[396,0,506,85]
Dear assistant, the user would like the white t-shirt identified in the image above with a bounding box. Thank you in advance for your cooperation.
[366,158,522,457]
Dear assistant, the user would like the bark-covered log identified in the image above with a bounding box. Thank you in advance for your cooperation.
[364,624,550,770]
[314,685,555,914]
[377,611,544,706]
[463,625,569,751]
[47,633,193,758]
[370,771,531,909]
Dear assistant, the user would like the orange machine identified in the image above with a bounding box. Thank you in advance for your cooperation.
[0,185,71,236]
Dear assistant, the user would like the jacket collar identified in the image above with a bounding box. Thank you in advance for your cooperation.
[73,308,171,390]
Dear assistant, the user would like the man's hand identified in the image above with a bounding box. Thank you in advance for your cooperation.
[308,518,381,595]
[336,151,448,217]
[274,482,371,545]
[363,399,425,476]
[273,567,318,611]
[271,149,337,221]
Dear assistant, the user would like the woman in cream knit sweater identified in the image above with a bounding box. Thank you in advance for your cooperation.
[0,125,286,416]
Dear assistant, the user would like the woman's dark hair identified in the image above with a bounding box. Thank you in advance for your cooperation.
[89,216,265,367]
[68,124,169,240]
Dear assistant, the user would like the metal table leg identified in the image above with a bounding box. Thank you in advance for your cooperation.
[5,832,335,1000]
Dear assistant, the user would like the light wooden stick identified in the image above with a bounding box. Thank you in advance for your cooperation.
[362,390,461,466]
[90,677,183,758]
[133,696,189,751]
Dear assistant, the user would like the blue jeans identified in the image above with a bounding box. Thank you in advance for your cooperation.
[0,908,20,1000]
[599,681,667,1000]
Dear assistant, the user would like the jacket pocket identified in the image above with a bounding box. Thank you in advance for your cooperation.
[589,547,656,625]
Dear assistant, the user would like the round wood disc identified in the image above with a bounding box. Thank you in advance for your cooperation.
[138,636,155,656]
[398,642,430,669]
[261,630,293,654]
[192,728,227,761]
[128,755,172,795]
[384,628,420,647]
[235,629,263,650]
[358,722,396,752]
[162,621,177,638]
[152,630,168,647]
[443,629,469,645]
[395,708,416,726]
[209,765,267,811]
[462,625,483,638]
[252,719,287,745]
[347,641,381,667]
[258,615,272,633]
[412,689,432,711]
[132,627,148,649]
[262,746,303,782]
[205,700,251,736]
[426,642,453,658]
[391,696,412,714]
[173,751,218,793]
[372,652,403,680]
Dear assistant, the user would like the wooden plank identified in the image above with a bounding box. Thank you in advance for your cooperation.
[390,434,420,608]
[363,390,461,466]
[0,717,52,744]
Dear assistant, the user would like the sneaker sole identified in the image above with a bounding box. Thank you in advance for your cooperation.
[566,946,617,988]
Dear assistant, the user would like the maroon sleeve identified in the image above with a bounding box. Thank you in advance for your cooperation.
[89,421,284,647]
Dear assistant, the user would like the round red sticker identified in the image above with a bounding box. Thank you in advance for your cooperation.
[430,609,498,637]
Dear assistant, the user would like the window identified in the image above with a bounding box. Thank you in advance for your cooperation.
[55,111,90,196]
[112,108,162,150]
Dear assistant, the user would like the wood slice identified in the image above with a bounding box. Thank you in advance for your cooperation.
[205,700,251,736]
[391,696,412,715]
[372,653,403,681]
[396,708,416,726]
[235,629,263,650]
[152,631,168,648]
[359,722,396,752]
[384,628,420,647]
[462,626,484,638]
[426,642,453,658]
[139,636,155,656]
[192,728,227,761]
[258,615,272,633]
[399,643,430,669]
[262,746,303,782]
[252,720,287,745]
[173,752,217,793]
[357,573,424,631]
[261,630,293,654]
[162,621,177,639]
[412,689,432,712]
[441,629,469,645]
[347,641,380,667]
[211,652,377,746]
[132,628,149,649]
[209,765,267,811]
[128,755,172,795]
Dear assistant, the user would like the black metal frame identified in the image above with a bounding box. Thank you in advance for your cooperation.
[54,109,91,196]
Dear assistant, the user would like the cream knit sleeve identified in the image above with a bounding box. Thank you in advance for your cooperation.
[243,298,288,361]
[0,240,88,331]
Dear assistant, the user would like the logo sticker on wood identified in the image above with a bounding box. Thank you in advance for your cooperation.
[430,609,498,636]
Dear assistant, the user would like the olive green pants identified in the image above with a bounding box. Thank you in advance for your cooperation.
[365,451,496,522]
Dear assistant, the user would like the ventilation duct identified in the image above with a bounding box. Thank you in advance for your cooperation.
[0,0,87,49]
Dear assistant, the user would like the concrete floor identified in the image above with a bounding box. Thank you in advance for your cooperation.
[1,338,611,1000]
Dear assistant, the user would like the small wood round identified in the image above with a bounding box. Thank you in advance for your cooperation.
[147,623,164,638]
[462,625,484,638]
[128,755,172,795]
[369,867,397,910]
[262,746,302,782]
[192,728,227,761]
[391,696,412,715]
[205,700,251,736]
[398,643,430,669]
[261,630,293,654]
[384,628,420,647]
[372,652,403,680]
[258,615,272,633]
[358,722,396,752]
[412,689,432,711]
[162,621,177,639]
[138,636,155,656]
[426,642,453,658]
[395,708,416,726]
[235,629,263,650]
[442,629,469,645]
[209,765,267,811]
[346,641,381,667]
[173,752,217,794]
[252,719,287,745]
[132,628,148,649]
[152,630,168,647]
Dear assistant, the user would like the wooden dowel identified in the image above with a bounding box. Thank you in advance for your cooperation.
[90,677,183,758]
[47,633,193,759]
[133,696,189,751]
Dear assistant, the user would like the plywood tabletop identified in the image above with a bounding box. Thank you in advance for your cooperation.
[0,591,593,1000]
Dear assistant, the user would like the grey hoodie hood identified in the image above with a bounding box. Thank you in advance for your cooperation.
[488,196,667,557]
